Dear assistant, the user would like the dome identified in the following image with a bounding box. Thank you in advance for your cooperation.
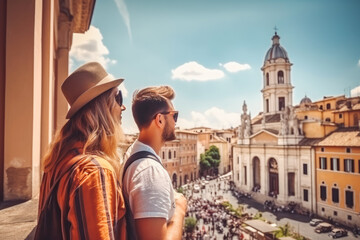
[300,95,312,105]
[264,32,289,63]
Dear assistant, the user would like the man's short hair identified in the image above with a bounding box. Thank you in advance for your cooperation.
[132,86,175,129]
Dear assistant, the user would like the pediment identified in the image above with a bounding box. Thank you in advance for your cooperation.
[250,130,278,144]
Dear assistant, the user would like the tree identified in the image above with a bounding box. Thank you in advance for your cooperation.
[199,145,221,176]
[184,217,197,239]
[275,223,292,238]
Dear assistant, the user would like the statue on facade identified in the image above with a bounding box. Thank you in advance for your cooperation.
[239,101,248,139]
[245,112,252,137]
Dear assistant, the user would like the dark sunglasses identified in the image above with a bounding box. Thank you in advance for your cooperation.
[160,111,179,123]
[115,90,123,106]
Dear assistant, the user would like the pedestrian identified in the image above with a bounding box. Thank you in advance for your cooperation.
[122,86,187,240]
[36,62,127,239]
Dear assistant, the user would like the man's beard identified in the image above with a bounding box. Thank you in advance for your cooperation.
[162,121,176,142]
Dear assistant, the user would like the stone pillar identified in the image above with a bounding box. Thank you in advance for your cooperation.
[4,0,43,200]
[55,12,72,130]
[41,0,55,171]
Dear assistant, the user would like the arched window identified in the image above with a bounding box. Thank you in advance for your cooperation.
[277,71,284,84]
[319,105,323,110]
[266,73,269,86]
[174,151,176,158]
[168,150,171,159]
[326,103,331,109]
[162,151,165,159]
[266,99,269,113]
[304,115,308,120]
[325,118,331,122]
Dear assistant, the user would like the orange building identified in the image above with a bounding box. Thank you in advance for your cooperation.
[315,128,360,225]
[0,0,95,201]
[161,129,198,188]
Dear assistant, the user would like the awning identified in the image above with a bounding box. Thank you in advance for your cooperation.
[244,219,279,233]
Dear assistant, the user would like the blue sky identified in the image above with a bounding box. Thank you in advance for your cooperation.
[70,0,360,134]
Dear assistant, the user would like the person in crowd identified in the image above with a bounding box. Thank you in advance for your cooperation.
[122,86,187,240]
[37,62,127,239]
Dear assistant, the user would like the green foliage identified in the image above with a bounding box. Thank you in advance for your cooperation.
[275,223,292,238]
[184,217,197,233]
[253,211,266,221]
[177,187,184,194]
[199,145,221,176]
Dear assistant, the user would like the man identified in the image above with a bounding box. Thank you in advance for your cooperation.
[122,86,187,240]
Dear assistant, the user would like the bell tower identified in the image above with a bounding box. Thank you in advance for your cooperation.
[261,32,294,115]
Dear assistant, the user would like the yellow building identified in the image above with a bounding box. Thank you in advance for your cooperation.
[315,128,360,225]
[0,0,95,201]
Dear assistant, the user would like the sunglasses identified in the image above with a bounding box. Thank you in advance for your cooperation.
[115,90,123,106]
[160,111,179,123]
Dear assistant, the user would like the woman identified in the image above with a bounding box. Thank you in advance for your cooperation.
[36,62,126,240]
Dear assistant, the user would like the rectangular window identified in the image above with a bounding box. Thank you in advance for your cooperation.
[303,189,309,202]
[278,97,285,111]
[288,173,295,196]
[348,215,352,220]
[346,147,351,153]
[244,166,247,185]
[303,163,308,175]
[319,157,327,170]
[334,211,337,216]
[346,190,354,208]
[321,147,325,152]
[237,172,239,181]
[332,188,339,203]
[330,158,340,171]
[320,186,327,201]
[344,159,354,173]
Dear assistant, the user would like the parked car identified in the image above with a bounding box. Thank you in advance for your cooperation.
[315,222,332,233]
[309,218,323,226]
[328,228,348,238]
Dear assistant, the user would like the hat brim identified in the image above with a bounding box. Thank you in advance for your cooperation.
[66,75,124,119]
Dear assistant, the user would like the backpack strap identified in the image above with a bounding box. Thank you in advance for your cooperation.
[40,150,84,212]
[121,150,162,240]
[122,150,162,181]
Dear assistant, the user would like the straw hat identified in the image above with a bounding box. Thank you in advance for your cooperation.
[61,62,124,119]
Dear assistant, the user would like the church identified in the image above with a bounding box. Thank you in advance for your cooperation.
[232,32,316,213]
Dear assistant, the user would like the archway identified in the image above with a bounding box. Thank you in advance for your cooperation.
[268,158,279,197]
[252,157,261,191]
[184,174,189,184]
[172,173,177,188]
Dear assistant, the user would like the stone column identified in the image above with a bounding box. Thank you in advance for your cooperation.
[4,0,43,200]
[55,12,72,130]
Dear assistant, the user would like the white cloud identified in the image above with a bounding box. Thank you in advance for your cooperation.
[220,61,251,73]
[358,59,360,67]
[70,26,116,70]
[171,61,225,81]
[113,0,132,42]
[177,107,239,130]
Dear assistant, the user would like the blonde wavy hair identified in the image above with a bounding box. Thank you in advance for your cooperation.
[43,87,123,175]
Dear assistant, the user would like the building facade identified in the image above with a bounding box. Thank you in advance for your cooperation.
[161,129,198,188]
[0,0,95,201]
[233,32,316,212]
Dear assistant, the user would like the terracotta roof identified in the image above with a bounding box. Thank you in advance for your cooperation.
[253,113,281,124]
[298,138,323,146]
[317,127,360,146]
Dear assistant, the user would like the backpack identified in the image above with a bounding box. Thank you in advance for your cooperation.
[34,155,86,240]
[121,151,162,240]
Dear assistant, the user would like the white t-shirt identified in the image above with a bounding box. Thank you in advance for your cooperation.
[122,140,175,222]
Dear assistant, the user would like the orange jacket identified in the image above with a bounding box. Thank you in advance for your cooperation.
[38,148,126,240]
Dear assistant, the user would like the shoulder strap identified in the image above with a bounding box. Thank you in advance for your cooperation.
[40,153,86,212]
[122,150,161,181]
